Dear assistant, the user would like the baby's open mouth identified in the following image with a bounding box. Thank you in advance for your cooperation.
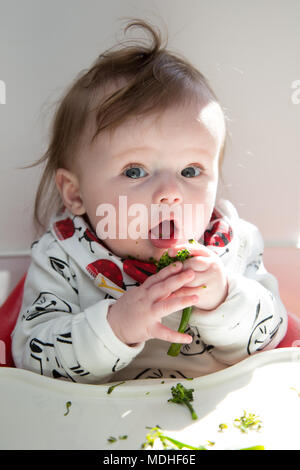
[149,219,175,239]
[148,219,181,248]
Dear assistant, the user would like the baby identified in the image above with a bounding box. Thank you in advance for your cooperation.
[12,19,287,383]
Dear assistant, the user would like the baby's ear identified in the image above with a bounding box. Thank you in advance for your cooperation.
[55,168,85,215]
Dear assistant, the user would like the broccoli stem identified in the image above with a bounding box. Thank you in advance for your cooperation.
[167,306,193,356]
[240,445,265,450]
[149,247,195,357]
[160,434,205,450]
[184,398,198,420]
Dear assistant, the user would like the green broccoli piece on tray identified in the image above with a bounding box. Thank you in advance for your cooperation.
[141,425,206,450]
[234,411,262,433]
[168,383,198,420]
[141,425,265,450]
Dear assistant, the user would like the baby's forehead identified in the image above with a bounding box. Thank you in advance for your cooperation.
[79,84,225,164]
[101,107,223,165]
[110,101,224,145]
[112,98,222,131]
[196,100,226,143]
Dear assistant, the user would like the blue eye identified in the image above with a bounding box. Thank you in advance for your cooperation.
[181,166,202,178]
[124,166,147,179]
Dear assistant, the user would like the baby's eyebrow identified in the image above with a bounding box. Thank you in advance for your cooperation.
[181,147,211,157]
[113,146,211,160]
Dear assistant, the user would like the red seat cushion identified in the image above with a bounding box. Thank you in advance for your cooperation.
[277,311,300,348]
[0,275,26,367]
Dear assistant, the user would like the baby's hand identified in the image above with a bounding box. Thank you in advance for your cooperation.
[167,242,228,311]
[107,262,199,346]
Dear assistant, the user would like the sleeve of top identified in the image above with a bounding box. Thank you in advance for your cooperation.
[11,234,144,384]
[188,220,288,365]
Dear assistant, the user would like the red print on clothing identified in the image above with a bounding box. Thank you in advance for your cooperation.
[86,260,124,289]
[204,220,232,247]
[202,209,232,247]
[53,218,78,240]
[123,259,157,284]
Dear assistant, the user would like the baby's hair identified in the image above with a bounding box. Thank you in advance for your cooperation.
[27,18,226,234]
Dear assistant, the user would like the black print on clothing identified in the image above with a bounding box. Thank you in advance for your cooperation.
[78,228,100,253]
[180,326,214,356]
[252,301,261,327]
[219,247,230,258]
[104,293,115,300]
[246,252,263,272]
[49,256,78,293]
[247,315,283,355]
[25,292,72,321]
[30,240,39,249]
[133,368,189,380]
[112,357,128,372]
[29,333,90,380]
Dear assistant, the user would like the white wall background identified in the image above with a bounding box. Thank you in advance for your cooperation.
[0,0,300,297]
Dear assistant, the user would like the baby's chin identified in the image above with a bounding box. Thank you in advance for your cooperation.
[101,238,160,262]
[103,236,194,263]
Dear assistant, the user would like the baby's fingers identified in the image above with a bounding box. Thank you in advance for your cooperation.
[150,322,192,345]
[149,268,195,303]
[143,261,183,289]
[156,293,199,319]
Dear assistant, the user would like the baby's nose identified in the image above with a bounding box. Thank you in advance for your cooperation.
[153,177,183,205]
[159,195,181,204]
[153,172,183,205]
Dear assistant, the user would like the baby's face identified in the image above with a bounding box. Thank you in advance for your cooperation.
[72,101,225,261]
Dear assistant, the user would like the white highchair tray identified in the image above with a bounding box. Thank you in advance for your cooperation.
[1,348,300,450]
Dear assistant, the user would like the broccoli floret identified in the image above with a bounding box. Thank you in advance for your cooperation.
[168,383,198,420]
[150,248,192,272]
